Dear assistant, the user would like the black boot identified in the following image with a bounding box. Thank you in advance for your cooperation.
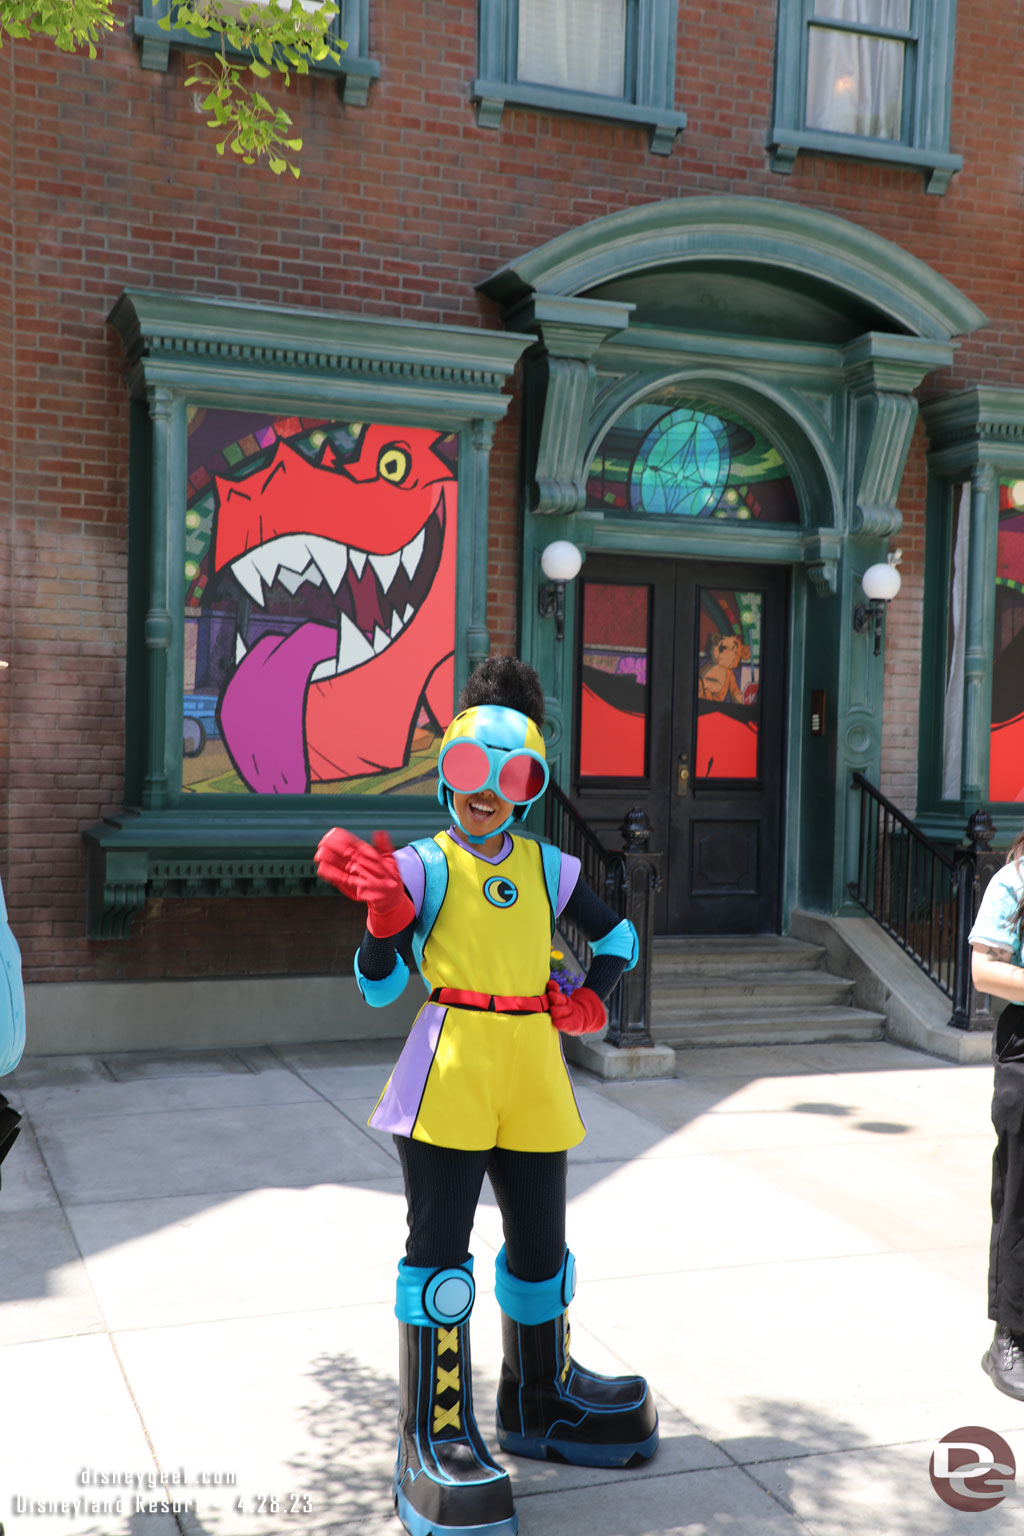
[982,1324,1024,1401]
[494,1247,658,1469]
[394,1260,517,1536]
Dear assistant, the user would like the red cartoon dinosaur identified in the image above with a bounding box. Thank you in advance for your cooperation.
[210,424,456,793]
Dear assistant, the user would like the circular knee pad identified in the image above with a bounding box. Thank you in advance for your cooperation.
[422,1266,475,1325]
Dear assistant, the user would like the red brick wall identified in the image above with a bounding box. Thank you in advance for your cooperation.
[5,0,1019,979]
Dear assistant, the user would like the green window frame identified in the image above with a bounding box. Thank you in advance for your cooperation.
[768,0,961,193]
[917,389,1024,842]
[473,0,686,154]
[84,290,530,938]
[135,0,380,104]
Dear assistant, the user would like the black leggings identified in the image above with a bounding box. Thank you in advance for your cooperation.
[395,1137,567,1283]
[990,1004,1024,1331]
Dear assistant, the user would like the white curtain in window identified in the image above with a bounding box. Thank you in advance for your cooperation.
[941,483,970,800]
[805,0,909,140]
[517,0,627,97]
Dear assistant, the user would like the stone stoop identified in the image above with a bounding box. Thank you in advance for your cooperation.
[649,934,887,1049]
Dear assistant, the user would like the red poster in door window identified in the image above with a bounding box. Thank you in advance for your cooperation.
[695,588,762,779]
[578,583,650,777]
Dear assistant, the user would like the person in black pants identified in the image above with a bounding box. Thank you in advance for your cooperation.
[970,828,1024,1400]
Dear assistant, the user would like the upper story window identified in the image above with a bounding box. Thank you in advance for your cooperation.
[474,0,687,155]
[805,0,910,140]
[135,0,380,105]
[516,0,629,99]
[768,0,961,193]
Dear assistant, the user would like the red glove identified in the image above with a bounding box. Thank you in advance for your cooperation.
[315,828,415,938]
[546,980,607,1036]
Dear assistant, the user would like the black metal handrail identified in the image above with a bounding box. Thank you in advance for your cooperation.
[543,781,660,1046]
[849,772,998,1030]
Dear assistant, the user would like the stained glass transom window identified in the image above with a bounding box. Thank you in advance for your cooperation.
[587,394,800,523]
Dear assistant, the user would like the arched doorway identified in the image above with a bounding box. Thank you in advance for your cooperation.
[479,196,985,927]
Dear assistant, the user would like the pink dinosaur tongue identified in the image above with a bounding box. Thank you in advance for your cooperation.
[218,622,337,793]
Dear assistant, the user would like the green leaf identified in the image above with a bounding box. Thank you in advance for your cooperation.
[249,59,269,76]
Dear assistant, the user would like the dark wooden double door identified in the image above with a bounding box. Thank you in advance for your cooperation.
[571,556,789,934]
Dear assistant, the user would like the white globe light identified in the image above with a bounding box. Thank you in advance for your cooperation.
[540,540,583,583]
[861,562,902,602]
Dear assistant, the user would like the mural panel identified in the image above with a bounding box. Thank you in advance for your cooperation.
[695,588,763,780]
[578,582,650,778]
[182,410,458,795]
[990,478,1024,802]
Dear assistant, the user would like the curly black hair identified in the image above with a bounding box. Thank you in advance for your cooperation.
[457,656,545,728]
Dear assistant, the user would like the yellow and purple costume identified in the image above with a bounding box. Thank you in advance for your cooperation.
[368,827,585,1151]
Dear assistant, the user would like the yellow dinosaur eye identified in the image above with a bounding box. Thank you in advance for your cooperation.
[378,445,411,484]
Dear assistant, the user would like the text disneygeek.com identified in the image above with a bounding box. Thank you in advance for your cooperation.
[9,1468,313,1520]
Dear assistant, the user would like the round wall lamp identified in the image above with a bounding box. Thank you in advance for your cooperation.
[853,554,902,657]
[537,541,583,641]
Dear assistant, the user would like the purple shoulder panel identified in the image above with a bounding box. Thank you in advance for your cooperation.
[556,853,581,917]
[394,844,427,917]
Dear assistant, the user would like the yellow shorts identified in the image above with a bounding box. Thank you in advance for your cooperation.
[368,1001,586,1152]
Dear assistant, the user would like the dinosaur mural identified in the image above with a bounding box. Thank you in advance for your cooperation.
[184,415,456,794]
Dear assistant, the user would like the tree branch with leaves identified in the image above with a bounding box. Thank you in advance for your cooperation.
[0,0,345,175]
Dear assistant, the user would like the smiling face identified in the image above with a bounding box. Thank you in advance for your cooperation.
[452,788,514,848]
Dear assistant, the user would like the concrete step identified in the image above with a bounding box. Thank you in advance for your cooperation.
[652,935,828,976]
[653,1006,887,1049]
[651,969,856,1019]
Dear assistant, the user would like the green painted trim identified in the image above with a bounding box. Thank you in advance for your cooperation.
[108,291,531,423]
[472,78,686,151]
[923,387,1024,472]
[914,472,956,817]
[767,127,962,193]
[477,196,987,342]
[134,0,380,97]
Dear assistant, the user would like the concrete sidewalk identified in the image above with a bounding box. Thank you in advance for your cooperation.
[1,1036,1022,1536]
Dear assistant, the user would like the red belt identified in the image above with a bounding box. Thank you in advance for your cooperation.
[430,988,551,1015]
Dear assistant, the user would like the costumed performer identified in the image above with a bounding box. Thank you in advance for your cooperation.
[316,656,658,1536]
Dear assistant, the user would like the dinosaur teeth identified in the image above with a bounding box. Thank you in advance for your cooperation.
[310,538,348,594]
[390,609,404,638]
[235,633,248,663]
[232,555,265,607]
[372,625,390,655]
[336,611,375,675]
[369,551,402,593]
[350,549,368,579]
[401,529,425,581]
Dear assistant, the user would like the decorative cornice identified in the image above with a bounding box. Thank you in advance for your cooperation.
[923,387,1024,470]
[478,196,988,343]
[108,291,533,420]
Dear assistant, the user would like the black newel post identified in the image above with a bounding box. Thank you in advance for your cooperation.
[604,808,661,1049]
[950,808,997,1031]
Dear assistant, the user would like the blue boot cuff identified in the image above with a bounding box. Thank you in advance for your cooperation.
[494,1246,576,1325]
[395,1257,475,1326]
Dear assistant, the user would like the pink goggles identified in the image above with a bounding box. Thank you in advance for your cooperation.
[439,739,549,805]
